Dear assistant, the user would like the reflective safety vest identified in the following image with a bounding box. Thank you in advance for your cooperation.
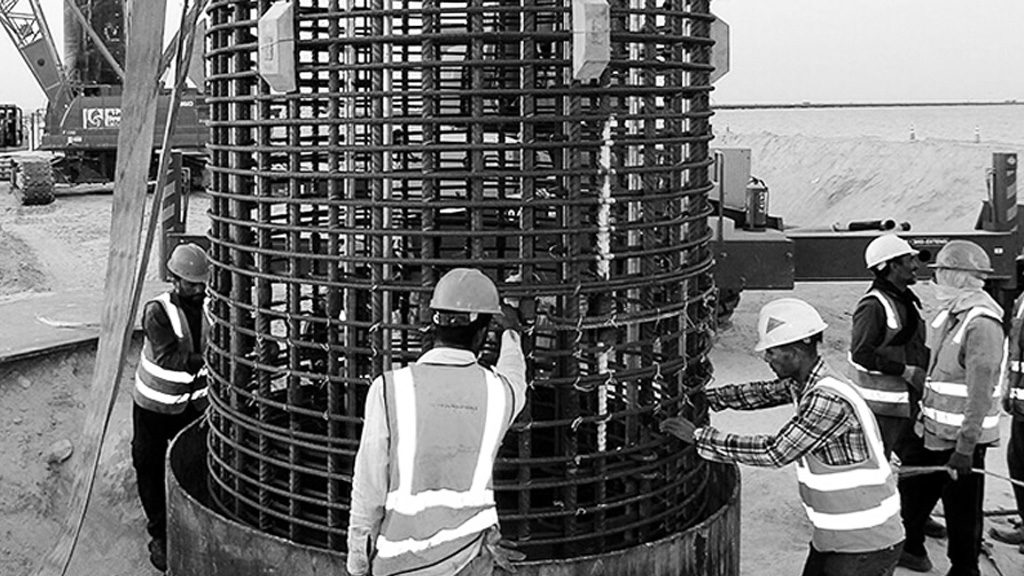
[795,376,904,553]
[373,363,512,576]
[848,290,912,418]
[133,293,209,415]
[921,306,1004,444]
[1007,296,1024,416]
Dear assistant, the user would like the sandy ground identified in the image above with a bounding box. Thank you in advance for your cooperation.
[0,136,1022,576]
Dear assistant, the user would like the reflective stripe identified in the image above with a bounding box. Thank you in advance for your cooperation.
[803,493,901,531]
[921,405,1000,429]
[931,309,950,329]
[796,462,890,492]
[1012,388,1024,401]
[866,291,898,330]
[1016,298,1024,320]
[391,367,418,506]
[473,371,506,491]
[376,507,498,558]
[926,380,1000,398]
[1011,361,1024,373]
[953,308,1001,344]
[155,293,185,338]
[384,368,506,515]
[139,354,195,384]
[848,382,909,404]
[135,375,190,405]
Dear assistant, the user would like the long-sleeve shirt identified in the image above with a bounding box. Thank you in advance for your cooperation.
[693,359,870,468]
[346,330,528,576]
[849,278,928,376]
[142,293,205,374]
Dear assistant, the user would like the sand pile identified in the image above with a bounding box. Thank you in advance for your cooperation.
[715,131,1024,233]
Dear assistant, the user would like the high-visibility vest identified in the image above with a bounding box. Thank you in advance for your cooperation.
[373,363,512,576]
[133,293,209,415]
[848,290,912,418]
[795,376,904,553]
[920,305,1004,444]
[1007,296,1024,416]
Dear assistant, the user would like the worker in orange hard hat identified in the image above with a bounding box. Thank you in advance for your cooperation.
[347,268,528,576]
[662,298,904,576]
[131,243,212,572]
[850,235,946,542]
[899,240,1005,576]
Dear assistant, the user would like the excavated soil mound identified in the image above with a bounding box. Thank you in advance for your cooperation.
[715,131,1024,232]
[0,229,47,297]
[0,339,151,576]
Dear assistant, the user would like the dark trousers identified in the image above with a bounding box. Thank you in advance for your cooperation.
[875,415,917,462]
[800,542,902,576]
[131,403,201,542]
[899,435,987,574]
[1008,416,1024,521]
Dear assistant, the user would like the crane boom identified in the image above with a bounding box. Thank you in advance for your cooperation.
[0,0,69,102]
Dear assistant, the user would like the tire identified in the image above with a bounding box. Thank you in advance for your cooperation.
[12,158,55,206]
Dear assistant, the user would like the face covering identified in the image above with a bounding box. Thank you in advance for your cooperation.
[930,281,965,307]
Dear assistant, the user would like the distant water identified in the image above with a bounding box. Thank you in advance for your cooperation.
[713,104,1024,147]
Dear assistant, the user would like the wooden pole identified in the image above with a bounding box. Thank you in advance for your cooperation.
[33,0,169,574]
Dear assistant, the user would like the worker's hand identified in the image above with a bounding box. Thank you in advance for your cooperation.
[902,365,926,391]
[660,417,698,443]
[946,451,973,481]
[485,526,525,573]
[494,302,523,333]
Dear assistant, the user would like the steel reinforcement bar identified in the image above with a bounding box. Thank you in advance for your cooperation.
[204,0,716,559]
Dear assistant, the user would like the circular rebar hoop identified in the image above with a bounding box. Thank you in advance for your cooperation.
[205,0,716,560]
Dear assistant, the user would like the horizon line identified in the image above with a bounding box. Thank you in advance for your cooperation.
[714,100,1021,110]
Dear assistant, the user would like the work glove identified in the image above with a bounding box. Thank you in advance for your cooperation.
[485,527,525,574]
[901,365,926,392]
[660,416,698,444]
[946,451,973,481]
[495,302,523,333]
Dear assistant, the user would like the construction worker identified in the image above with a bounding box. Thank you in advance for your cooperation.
[849,235,946,539]
[346,268,528,576]
[898,240,1005,576]
[661,298,904,576]
[131,243,211,572]
[990,291,1024,550]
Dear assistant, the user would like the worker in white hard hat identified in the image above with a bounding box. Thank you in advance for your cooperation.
[850,235,946,544]
[992,280,1024,551]
[662,298,904,576]
[132,243,212,572]
[347,268,528,576]
[898,240,1005,576]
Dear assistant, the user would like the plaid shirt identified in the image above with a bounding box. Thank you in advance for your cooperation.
[693,358,871,468]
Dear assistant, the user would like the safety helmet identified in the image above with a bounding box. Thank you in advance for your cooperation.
[927,240,993,276]
[167,243,210,284]
[864,234,918,270]
[754,298,828,352]
[429,268,503,316]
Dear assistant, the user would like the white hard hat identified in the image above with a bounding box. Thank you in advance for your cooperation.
[928,240,993,276]
[754,298,828,352]
[864,234,919,270]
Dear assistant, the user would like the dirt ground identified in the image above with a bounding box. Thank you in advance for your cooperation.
[1,141,1023,576]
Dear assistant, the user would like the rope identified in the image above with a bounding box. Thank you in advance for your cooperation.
[898,465,1024,489]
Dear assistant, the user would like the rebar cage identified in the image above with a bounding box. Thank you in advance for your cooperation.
[205,0,717,560]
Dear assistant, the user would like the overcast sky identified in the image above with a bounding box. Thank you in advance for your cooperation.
[3,0,1022,112]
